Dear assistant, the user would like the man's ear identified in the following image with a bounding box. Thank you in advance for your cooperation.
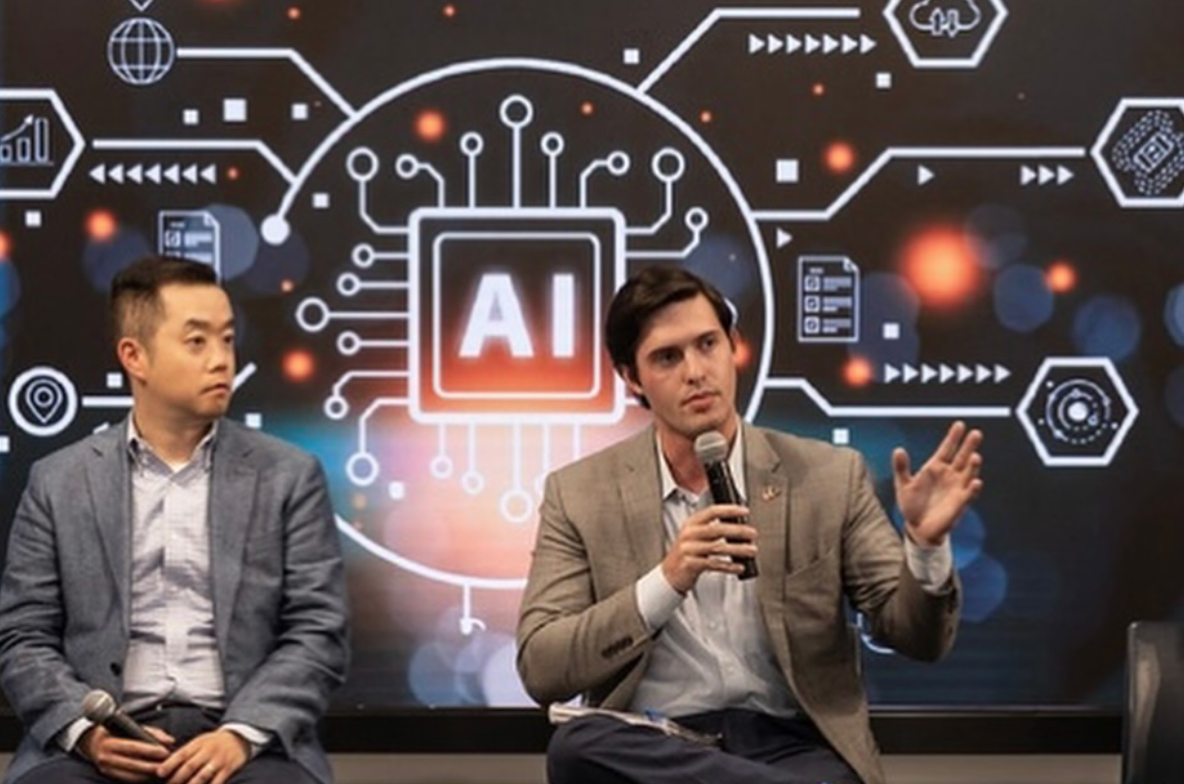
[616,364,643,398]
[117,337,148,383]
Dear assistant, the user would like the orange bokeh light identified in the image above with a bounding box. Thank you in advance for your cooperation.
[824,141,857,174]
[844,356,874,387]
[812,82,826,97]
[281,279,295,294]
[283,349,316,382]
[87,210,118,242]
[227,166,241,181]
[415,110,447,142]
[1046,260,1077,293]
[287,6,301,20]
[0,232,10,259]
[733,334,752,369]
[580,101,595,116]
[699,109,714,124]
[900,225,984,308]
[443,4,457,17]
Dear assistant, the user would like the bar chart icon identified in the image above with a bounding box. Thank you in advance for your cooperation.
[0,115,52,167]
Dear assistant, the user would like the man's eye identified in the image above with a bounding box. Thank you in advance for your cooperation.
[655,350,678,366]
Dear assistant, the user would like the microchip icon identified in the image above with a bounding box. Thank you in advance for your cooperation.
[408,207,627,424]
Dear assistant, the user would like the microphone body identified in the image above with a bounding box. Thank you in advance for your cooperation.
[694,431,759,580]
[81,690,166,746]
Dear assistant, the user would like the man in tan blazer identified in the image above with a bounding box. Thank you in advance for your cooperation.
[517,265,983,784]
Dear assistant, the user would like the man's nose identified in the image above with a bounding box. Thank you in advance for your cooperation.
[210,342,234,370]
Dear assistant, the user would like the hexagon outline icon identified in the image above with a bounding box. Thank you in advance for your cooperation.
[0,88,86,201]
[1015,356,1139,468]
[1090,97,1184,209]
[883,0,1010,69]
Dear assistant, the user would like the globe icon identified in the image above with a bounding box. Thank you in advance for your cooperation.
[107,17,175,86]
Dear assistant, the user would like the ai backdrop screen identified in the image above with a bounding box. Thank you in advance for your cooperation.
[0,0,1182,713]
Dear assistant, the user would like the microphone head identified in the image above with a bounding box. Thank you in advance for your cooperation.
[81,690,117,723]
[693,430,729,465]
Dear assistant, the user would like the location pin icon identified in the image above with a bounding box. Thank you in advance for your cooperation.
[26,379,64,425]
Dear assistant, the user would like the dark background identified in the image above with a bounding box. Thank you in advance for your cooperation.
[2,0,1183,750]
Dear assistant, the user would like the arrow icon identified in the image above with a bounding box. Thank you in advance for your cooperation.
[805,34,820,54]
[1057,165,1074,184]
[776,228,793,248]
[767,34,784,54]
[786,34,802,54]
[884,364,900,383]
[860,34,876,53]
[90,164,106,184]
[749,33,765,54]
[841,34,858,54]
[917,165,934,186]
[823,34,838,54]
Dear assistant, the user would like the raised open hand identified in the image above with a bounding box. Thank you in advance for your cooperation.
[892,421,984,547]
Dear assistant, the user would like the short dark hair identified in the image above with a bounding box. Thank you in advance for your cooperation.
[605,265,733,406]
[110,255,220,346]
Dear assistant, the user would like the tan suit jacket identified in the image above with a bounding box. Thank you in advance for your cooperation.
[517,422,960,784]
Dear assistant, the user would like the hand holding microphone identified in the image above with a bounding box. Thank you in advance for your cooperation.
[694,430,759,581]
[81,689,167,747]
[661,431,759,593]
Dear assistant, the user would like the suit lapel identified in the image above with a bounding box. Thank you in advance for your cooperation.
[209,422,258,648]
[743,424,789,606]
[87,422,133,631]
[616,427,665,575]
[742,423,793,680]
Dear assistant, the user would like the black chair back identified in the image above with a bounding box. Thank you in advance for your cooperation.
[1124,621,1184,784]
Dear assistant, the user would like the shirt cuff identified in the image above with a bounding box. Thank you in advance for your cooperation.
[221,723,272,759]
[57,717,95,754]
[634,564,685,632]
[904,536,954,595]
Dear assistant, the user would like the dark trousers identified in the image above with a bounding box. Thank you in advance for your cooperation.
[547,709,864,784]
[12,706,318,784]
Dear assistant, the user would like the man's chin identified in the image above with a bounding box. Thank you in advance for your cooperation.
[199,400,232,419]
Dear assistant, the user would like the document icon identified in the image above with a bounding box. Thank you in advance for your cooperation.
[158,210,221,278]
[797,255,859,343]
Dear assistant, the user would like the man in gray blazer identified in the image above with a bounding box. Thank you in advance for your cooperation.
[517,266,983,784]
[0,256,349,784]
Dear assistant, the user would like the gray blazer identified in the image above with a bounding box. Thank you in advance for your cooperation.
[0,418,349,784]
[516,423,960,784]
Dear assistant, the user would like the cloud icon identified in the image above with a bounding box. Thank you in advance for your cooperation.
[909,0,983,38]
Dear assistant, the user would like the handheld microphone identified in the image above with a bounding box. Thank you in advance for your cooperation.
[81,690,165,746]
[693,430,759,580]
